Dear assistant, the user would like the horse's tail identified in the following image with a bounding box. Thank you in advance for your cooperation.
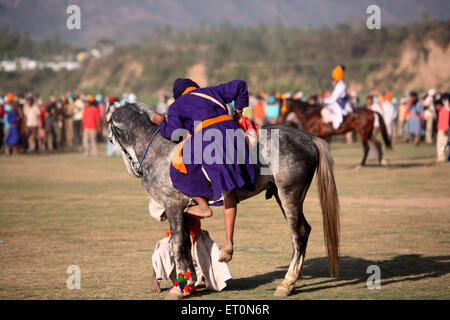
[374,111,392,149]
[312,137,340,277]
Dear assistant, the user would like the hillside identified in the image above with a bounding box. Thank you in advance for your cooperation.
[0,20,449,100]
[78,20,450,98]
[0,0,449,46]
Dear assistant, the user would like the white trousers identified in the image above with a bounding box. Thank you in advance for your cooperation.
[152,231,232,291]
[326,103,343,130]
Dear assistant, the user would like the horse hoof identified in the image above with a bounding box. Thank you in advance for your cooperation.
[165,287,184,300]
[274,284,294,297]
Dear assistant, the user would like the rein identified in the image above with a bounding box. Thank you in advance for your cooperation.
[138,127,160,177]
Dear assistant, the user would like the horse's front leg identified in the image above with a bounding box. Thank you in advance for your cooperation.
[165,204,196,299]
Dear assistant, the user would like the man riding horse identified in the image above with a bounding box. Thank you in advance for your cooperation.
[323,65,351,131]
[152,78,257,263]
[277,66,392,167]
[107,79,340,299]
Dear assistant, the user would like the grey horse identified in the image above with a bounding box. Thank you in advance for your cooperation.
[106,101,340,298]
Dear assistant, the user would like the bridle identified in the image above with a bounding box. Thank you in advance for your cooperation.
[107,103,160,178]
[108,122,142,174]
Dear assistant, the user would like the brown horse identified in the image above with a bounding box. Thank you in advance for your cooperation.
[277,98,392,166]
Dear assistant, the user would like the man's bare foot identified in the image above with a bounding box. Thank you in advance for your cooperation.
[186,205,213,218]
[150,275,162,293]
[186,197,212,217]
[218,243,233,263]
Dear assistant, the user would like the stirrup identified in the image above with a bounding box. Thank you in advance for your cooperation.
[184,198,198,213]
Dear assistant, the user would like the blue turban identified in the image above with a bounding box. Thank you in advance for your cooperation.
[173,78,199,100]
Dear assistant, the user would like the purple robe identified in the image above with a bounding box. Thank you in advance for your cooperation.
[160,80,256,203]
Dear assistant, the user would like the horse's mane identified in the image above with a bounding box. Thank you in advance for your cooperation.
[111,102,159,131]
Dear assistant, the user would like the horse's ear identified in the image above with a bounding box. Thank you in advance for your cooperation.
[106,101,122,122]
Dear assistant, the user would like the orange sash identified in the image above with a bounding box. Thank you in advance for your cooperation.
[171,114,233,174]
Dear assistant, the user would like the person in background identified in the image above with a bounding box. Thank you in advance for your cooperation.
[373,89,380,106]
[234,102,258,147]
[37,99,46,152]
[0,97,5,152]
[63,93,75,150]
[366,95,384,160]
[44,96,58,152]
[406,92,424,146]
[167,96,175,107]
[15,93,27,151]
[252,93,266,128]
[382,92,397,144]
[265,95,279,124]
[4,101,21,155]
[397,97,408,141]
[127,93,137,103]
[73,94,84,147]
[3,94,14,143]
[54,96,65,150]
[82,95,100,156]
[242,94,254,120]
[23,96,40,153]
[156,94,169,114]
[423,89,436,144]
[367,94,384,129]
[95,94,106,140]
[435,94,450,162]
[106,96,121,157]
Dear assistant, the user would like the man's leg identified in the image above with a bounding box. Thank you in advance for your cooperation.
[331,104,342,130]
[150,268,162,293]
[219,190,237,263]
[90,130,97,156]
[47,129,54,151]
[437,130,446,161]
[82,129,89,156]
[414,134,420,145]
[65,119,74,149]
[425,118,433,144]
[26,127,33,152]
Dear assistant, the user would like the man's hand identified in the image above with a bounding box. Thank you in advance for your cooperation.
[152,113,166,125]
[234,108,243,121]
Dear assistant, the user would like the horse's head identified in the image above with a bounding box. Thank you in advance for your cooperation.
[106,101,158,178]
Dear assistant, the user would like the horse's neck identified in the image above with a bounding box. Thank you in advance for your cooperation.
[133,125,161,159]
[132,124,177,169]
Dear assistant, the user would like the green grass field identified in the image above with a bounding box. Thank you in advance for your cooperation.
[0,140,449,299]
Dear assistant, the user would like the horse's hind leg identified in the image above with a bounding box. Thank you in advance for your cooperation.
[360,139,370,166]
[369,135,386,165]
[273,183,312,296]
